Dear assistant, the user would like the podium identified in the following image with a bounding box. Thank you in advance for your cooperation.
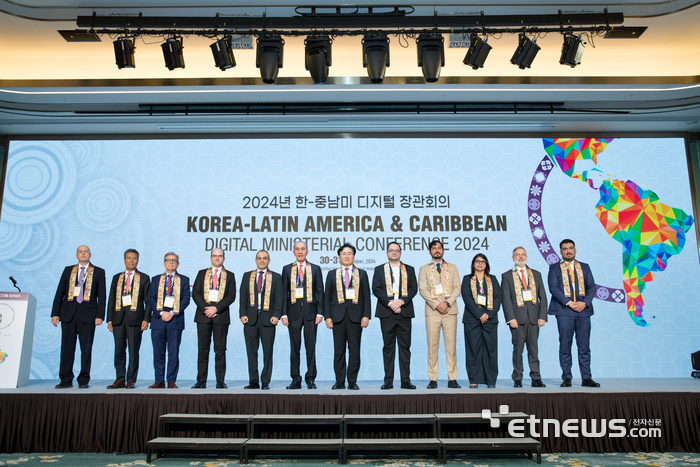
[0,292,37,388]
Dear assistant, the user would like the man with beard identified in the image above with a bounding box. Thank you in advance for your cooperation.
[418,240,462,389]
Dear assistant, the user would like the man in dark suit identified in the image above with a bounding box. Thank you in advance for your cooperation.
[106,248,151,389]
[548,239,600,388]
[147,252,191,389]
[281,241,324,390]
[239,250,283,390]
[191,248,236,389]
[372,241,418,390]
[51,244,107,389]
[323,243,371,390]
[501,246,548,388]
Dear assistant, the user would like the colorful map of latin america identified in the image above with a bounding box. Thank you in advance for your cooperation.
[0,351,7,364]
[544,137,695,327]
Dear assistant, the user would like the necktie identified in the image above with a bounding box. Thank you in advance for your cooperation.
[344,267,350,288]
[257,271,264,294]
[77,266,85,304]
[167,274,173,296]
[298,264,305,283]
[520,269,527,289]
[213,269,219,289]
[567,264,577,302]
[125,272,132,292]
[436,263,442,274]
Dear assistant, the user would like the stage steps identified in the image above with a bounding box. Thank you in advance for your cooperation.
[147,413,540,464]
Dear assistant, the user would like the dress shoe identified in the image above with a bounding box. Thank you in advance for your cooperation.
[149,382,166,389]
[107,380,125,389]
[286,383,302,389]
[261,383,270,390]
[448,380,461,389]
[307,382,317,389]
[531,380,546,388]
[79,384,90,389]
[486,384,496,388]
[427,380,438,389]
[470,384,478,389]
[244,383,260,389]
[513,381,523,388]
[126,382,135,389]
[332,383,345,390]
[381,382,393,390]
[582,378,601,387]
[191,382,206,389]
[167,382,178,389]
[348,383,360,390]
[401,382,417,389]
[560,378,572,387]
[216,382,228,389]
[55,382,72,389]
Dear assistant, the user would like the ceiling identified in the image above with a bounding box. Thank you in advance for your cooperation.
[2,0,700,136]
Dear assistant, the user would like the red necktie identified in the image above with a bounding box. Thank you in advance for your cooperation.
[167,275,173,295]
[213,269,219,289]
[344,267,350,288]
[519,269,527,289]
[298,264,305,283]
[257,271,264,294]
[125,272,132,292]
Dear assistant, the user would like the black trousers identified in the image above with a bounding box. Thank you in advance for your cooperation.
[332,316,362,385]
[59,318,95,385]
[464,321,498,386]
[196,321,229,383]
[244,317,276,385]
[380,313,412,384]
[112,321,143,383]
[288,312,318,385]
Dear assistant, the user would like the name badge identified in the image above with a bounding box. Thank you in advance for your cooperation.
[433,284,444,295]
[208,289,219,302]
[121,294,132,307]
[164,295,175,309]
[522,290,533,301]
[73,287,82,298]
[345,288,356,300]
[477,294,487,306]
[295,287,304,299]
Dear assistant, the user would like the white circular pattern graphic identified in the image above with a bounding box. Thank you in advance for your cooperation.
[0,303,16,330]
[33,311,62,354]
[3,219,61,271]
[0,222,32,261]
[65,141,104,176]
[76,178,131,232]
[2,142,77,224]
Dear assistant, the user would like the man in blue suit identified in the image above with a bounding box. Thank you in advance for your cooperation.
[548,239,600,388]
[147,251,191,389]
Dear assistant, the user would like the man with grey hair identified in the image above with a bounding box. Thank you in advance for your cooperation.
[501,246,548,388]
[147,252,191,389]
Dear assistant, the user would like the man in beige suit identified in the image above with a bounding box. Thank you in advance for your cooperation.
[418,239,462,389]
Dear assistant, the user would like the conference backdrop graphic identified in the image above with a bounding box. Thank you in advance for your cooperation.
[0,137,697,383]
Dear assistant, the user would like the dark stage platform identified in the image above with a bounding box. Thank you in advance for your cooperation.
[1,378,699,455]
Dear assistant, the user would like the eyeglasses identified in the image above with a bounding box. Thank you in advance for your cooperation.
[164,259,179,263]
[474,260,486,264]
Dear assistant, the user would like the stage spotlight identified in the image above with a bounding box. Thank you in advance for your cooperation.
[510,34,540,69]
[463,34,491,70]
[113,37,135,69]
[559,34,585,67]
[362,34,390,83]
[161,36,185,70]
[416,33,444,83]
[210,36,236,71]
[256,34,284,84]
[305,35,332,84]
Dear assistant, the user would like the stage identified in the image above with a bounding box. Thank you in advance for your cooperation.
[1,378,699,456]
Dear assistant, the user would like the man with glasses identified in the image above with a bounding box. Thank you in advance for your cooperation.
[191,248,237,389]
[147,252,191,389]
[372,242,418,389]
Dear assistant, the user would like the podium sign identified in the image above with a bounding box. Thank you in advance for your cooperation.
[0,292,37,388]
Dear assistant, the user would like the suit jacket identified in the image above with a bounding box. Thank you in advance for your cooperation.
[192,267,236,325]
[372,262,418,319]
[239,269,283,326]
[323,267,371,324]
[147,273,191,330]
[418,261,461,316]
[547,261,595,317]
[461,273,502,324]
[51,263,107,323]
[501,268,548,325]
[107,270,151,326]
[281,262,324,321]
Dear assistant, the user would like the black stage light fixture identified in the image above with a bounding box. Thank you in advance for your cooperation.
[113,36,135,69]
[362,33,390,83]
[510,34,540,69]
[559,34,585,67]
[463,34,491,70]
[416,33,444,83]
[305,35,332,84]
[256,34,284,84]
[210,36,236,71]
[161,36,185,70]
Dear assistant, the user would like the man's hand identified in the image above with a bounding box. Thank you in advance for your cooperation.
[51,316,60,327]
[479,313,489,324]
[162,311,173,322]
[538,319,546,327]
[325,318,333,329]
[569,302,586,312]
[95,318,103,326]
[509,320,518,329]
[389,299,404,313]
[315,315,323,325]
[436,301,449,315]
[282,317,289,326]
[361,317,369,328]
[270,317,279,325]
[240,316,249,324]
[204,306,218,319]
[141,321,149,331]
[108,322,113,332]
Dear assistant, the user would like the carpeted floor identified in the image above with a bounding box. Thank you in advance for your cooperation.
[1,452,699,467]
